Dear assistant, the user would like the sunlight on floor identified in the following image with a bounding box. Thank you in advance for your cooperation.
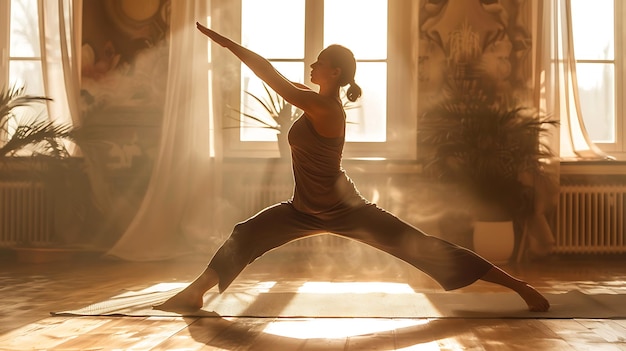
[396,341,465,350]
[262,281,427,339]
[263,318,428,339]
[120,281,415,296]
[114,282,187,298]
[395,342,440,351]
[297,281,415,294]
[253,281,277,292]
[135,282,188,293]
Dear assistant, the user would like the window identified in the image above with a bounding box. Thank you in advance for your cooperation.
[224,0,416,159]
[571,0,625,157]
[239,0,306,144]
[1,0,48,145]
[2,0,46,99]
[324,0,388,143]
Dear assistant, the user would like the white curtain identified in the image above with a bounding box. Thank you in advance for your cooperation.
[38,0,94,244]
[39,0,82,127]
[106,0,223,261]
[519,0,614,259]
[537,0,612,160]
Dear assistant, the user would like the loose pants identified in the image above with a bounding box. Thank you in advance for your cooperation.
[208,202,493,293]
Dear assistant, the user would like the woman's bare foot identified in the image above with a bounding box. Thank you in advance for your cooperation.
[480,266,550,312]
[153,268,219,312]
[516,282,550,312]
[153,285,205,311]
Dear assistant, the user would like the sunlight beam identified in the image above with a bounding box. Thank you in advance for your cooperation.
[263,318,428,339]
[297,281,415,294]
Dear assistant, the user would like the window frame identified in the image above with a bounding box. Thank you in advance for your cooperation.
[572,0,626,159]
[614,0,626,158]
[1,1,10,86]
[3,0,45,94]
[220,0,417,160]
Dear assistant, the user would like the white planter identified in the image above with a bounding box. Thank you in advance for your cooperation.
[472,220,515,265]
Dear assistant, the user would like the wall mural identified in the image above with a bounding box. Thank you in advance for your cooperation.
[418,0,533,112]
[80,0,170,173]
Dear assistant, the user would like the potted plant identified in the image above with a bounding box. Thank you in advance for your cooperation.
[229,82,357,158]
[0,84,105,261]
[228,83,301,158]
[1,85,71,157]
[419,76,558,263]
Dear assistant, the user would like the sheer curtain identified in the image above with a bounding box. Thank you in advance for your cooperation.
[38,0,93,243]
[520,0,613,259]
[39,0,82,128]
[107,1,223,261]
[537,0,612,160]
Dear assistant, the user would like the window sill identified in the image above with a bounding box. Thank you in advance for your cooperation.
[560,159,626,175]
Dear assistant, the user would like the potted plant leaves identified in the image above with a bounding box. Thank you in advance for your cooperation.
[228,83,301,158]
[419,76,558,263]
[0,84,104,260]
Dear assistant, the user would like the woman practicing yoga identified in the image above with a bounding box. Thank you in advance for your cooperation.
[156,22,550,313]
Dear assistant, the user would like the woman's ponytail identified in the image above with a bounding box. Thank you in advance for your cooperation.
[346,81,362,102]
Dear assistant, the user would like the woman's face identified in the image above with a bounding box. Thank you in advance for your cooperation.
[310,51,339,86]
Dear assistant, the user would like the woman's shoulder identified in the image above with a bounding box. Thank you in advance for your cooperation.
[304,107,345,138]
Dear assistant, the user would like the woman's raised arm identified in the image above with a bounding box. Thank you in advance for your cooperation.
[196,22,324,115]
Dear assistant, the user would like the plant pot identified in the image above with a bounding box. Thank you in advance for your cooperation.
[277,132,290,159]
[472,220,515,265]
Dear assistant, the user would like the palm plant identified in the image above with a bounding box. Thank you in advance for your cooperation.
[1,85,72,158]
[227,83,300,158]
[419,78,558,220]
[237,83,300,135]
[0,85,104,247]
[229,83,358,157]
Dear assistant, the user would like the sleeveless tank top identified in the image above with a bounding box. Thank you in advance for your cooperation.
[287,114,366,215]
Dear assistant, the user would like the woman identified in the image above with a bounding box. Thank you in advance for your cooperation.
[156,22,550,313]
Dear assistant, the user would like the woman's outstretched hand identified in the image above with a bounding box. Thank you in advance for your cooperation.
[196,22,231,47]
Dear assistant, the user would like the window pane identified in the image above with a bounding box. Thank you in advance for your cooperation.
[571,0,614,60]
[240,62,304,141]
[576,63,615,143]
[9,60,45,95]
[346,62,386,142]
[10,0,41,58]
[324,0,387,59]
[241,0,304,58]
[8,61,47,127]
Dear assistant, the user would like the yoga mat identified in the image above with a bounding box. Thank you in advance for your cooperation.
[51,284,626,319]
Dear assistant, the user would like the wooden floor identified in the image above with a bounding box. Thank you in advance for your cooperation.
[1,247,625,350]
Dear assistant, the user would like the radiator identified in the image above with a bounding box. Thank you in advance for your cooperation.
[0,181,52,247]
[555,185,626,254]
